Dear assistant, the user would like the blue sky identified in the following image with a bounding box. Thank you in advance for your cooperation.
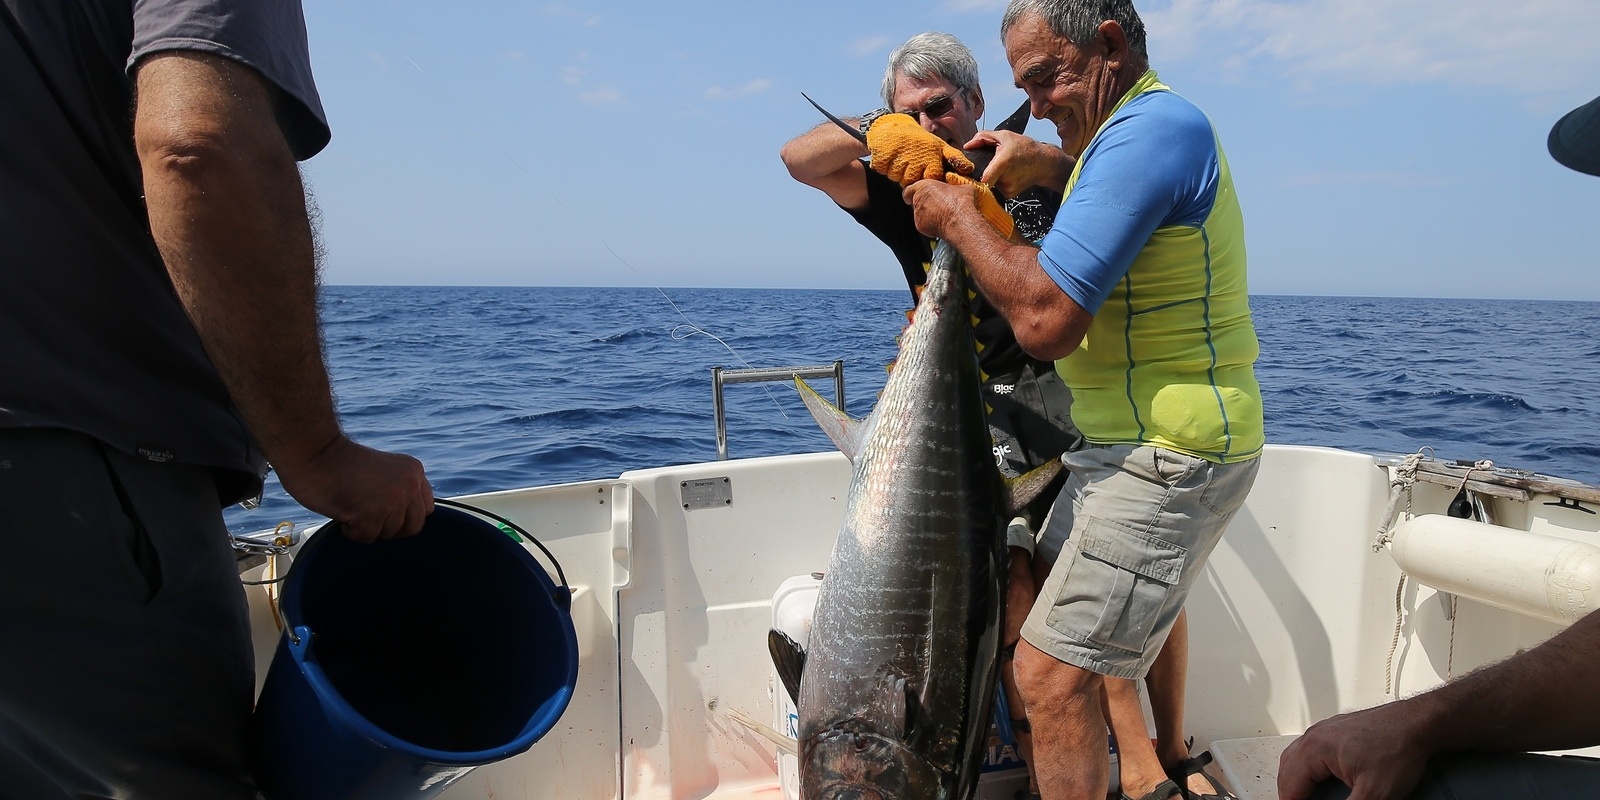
[299,0,1600,299]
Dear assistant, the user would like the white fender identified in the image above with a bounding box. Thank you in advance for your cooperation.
[1387,514,1600,626]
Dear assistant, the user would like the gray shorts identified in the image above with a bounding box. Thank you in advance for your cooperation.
[1023,443,1259,679]
[0,427,257,799]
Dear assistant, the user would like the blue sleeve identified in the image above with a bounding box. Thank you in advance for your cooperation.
[1036,93,1221,314]
[131,0,329,159]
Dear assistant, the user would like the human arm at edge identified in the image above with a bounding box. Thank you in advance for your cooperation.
[903,179,1091,361]
[1277,609,1600,800]
[780,120,871,211]
[133,51,432,542]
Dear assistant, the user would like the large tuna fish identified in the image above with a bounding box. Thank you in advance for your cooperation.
[770,242,1059,800]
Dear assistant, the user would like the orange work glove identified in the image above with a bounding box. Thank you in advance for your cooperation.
[945,173,1016,240]
[865,113,974,187]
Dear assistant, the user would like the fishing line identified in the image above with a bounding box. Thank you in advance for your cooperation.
[386,49,797,419]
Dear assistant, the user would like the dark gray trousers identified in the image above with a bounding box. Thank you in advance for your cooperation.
[0,427,257,799]
[1311,751,1600,799]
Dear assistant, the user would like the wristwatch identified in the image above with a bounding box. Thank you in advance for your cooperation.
[858,107,890,135]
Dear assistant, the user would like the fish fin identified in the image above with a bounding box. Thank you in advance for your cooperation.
[723,705,798,755]
[865,675,922,741]
[1005,457,1065,517]
[795,377,864,461]
[768,629,806,706]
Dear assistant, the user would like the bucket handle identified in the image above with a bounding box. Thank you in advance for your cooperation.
[434,498,572,606]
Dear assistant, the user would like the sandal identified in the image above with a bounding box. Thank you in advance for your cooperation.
[1120,778,1183,800]
[1166,750,1236,800]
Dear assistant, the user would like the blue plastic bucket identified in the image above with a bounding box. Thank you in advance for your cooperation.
[250,500,578,799]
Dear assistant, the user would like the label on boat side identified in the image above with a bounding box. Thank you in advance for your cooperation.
[681,477,733,510]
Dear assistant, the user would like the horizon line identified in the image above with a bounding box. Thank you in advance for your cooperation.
[318,285,1600,303]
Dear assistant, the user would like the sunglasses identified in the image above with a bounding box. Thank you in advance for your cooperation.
[899,94,956,122]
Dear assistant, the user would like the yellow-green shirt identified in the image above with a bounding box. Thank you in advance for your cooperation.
[1037,72,1263,463]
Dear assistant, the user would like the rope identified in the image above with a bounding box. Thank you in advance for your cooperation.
[1447,595,1459,681]
[1384,572,1407,698]
[264,552,288,633]
[238,520,297,584]
[1378,450,1484,695]
[1378,449,1430,696]
[1438,467,1491,683]
[1455,459,1494,493]
[1373,451,1425,551]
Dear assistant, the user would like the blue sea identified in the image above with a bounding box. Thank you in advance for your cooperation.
[226,288,1600,532]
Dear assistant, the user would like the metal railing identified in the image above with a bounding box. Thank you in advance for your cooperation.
[712,361,844,460]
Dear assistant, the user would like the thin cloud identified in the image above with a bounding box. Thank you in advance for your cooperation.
[1146,0,1600,95]
[560,66,623,106]
[704,78,774,101]
[849,36,890,58]
[579,86,622,105]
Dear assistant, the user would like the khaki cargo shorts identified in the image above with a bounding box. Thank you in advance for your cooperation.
[1023,443,1259,679]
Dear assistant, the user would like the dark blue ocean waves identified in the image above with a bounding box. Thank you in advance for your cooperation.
[224,289,1600,532]
[1251,295,1600,481]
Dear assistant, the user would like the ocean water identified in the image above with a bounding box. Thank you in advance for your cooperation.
[226,287,1600,532]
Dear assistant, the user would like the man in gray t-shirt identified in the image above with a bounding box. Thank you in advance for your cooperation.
[0,1,434,794]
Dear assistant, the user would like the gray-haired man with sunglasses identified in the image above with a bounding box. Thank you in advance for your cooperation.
[783,30,1076,795]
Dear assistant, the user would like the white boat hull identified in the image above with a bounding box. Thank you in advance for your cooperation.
[241,444,1600,799]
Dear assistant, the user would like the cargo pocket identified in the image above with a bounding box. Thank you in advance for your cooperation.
[1054,516,1187,655]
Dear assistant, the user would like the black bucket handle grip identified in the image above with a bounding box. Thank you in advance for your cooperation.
[433,498,571,602]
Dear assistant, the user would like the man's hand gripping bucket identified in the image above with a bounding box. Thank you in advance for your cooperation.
[250,498,579,800]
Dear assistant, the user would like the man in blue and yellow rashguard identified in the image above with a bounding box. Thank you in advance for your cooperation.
[906,1,1263,799]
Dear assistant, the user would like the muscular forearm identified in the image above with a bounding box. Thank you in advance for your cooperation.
[134,52,341,470]
[930,192,1090,361]
[132,52,431,542]
[780,121,872,210]
[781,121,868,183]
